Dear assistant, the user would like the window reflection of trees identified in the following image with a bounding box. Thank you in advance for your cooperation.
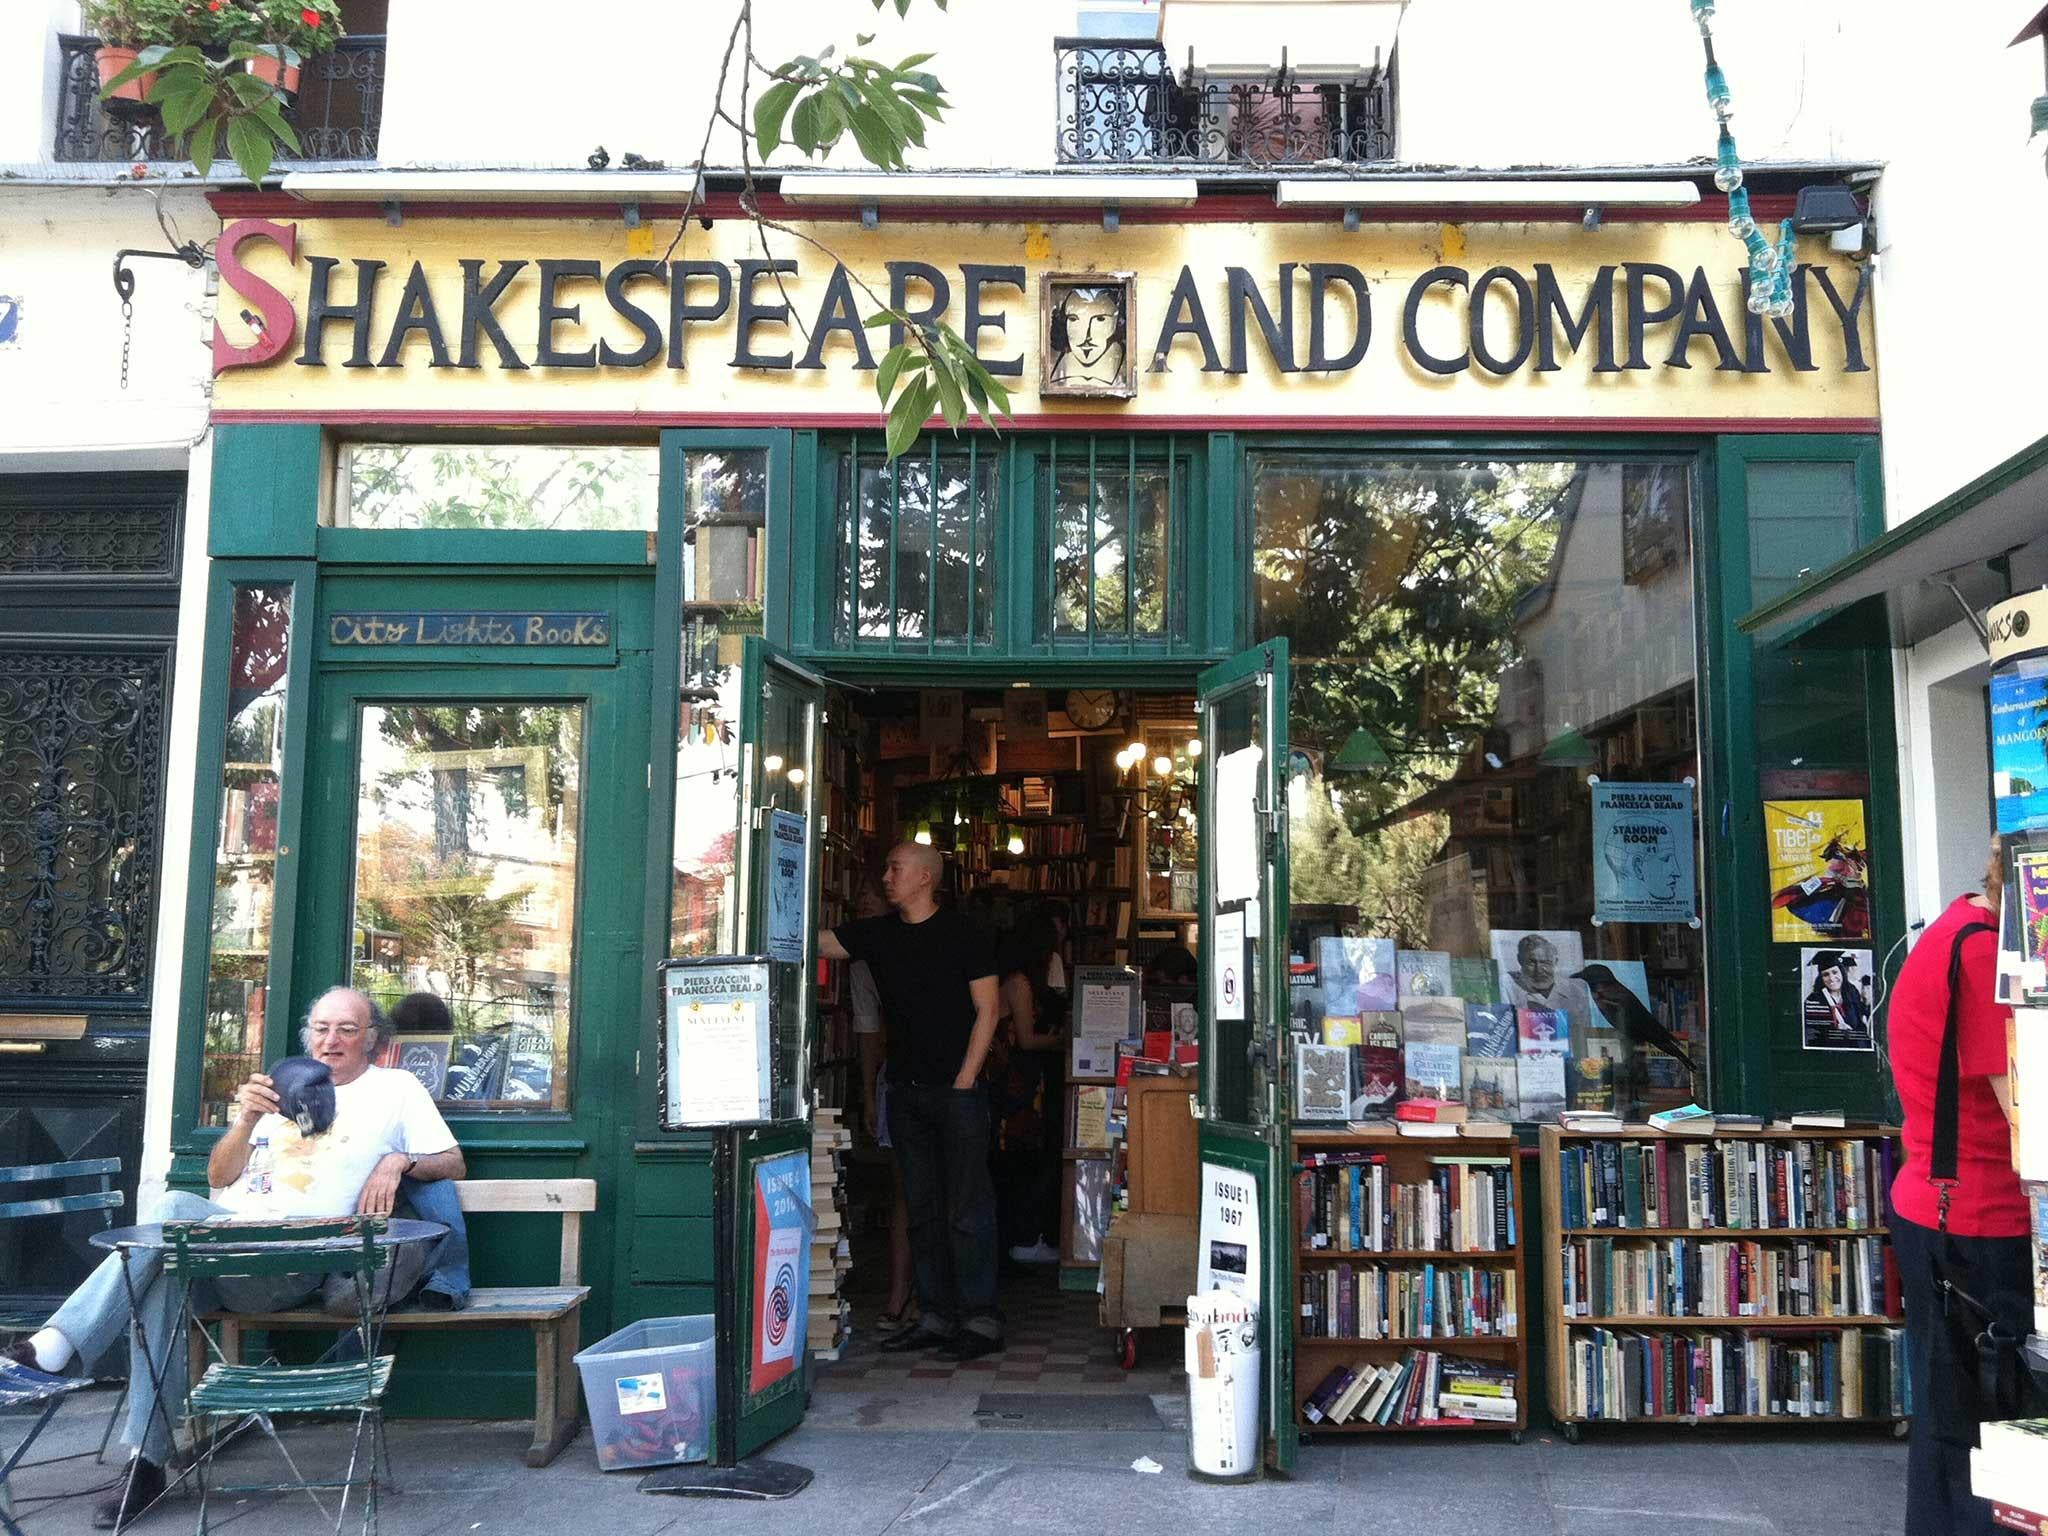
[1051,465,1173,639]
[837,451,996,644]
[340,444,659,531]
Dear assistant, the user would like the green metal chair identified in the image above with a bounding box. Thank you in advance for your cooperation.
[160,1216,396,1536]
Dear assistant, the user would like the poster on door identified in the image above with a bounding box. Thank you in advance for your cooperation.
[1197,1162,1261,1307]
[766,810,806,963]
[749,1150,815,1396]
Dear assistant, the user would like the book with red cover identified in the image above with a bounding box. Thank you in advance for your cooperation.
[1991,1503,2047,1534]
[1396,1098,1469,1124]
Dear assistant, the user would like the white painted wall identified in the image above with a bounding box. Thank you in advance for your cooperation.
[0,1,74,166]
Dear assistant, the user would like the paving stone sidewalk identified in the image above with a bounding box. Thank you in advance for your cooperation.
[5,1382,1907,1535]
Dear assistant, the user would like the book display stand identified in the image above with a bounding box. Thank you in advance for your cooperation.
[1292,1127,1529,1438]
[1538,1124,1910,1440]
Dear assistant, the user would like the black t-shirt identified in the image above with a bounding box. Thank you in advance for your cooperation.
[835,909,998,1086]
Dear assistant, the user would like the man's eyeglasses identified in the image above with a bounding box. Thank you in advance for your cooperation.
[308,1022,365,1040]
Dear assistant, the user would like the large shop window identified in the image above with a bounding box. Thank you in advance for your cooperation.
[200,585,293,1127]
[673,448,768,957]
[831,443,998,648]
[1254,455,1706,1124]
[332,443,659,530]
[349,704,583,1111]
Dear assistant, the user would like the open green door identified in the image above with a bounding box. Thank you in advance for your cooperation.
[1195,639,1295,1472]
[721,637,827,1461]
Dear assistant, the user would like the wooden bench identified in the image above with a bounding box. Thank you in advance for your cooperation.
[204,1178,596,1467]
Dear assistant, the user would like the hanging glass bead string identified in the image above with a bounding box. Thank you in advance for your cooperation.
[1692,0,1795,317]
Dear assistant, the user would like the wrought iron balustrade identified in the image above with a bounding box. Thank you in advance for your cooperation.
[53,33,384,164]
[1055,39,1395,166]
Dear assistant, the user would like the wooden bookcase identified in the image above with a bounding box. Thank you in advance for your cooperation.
[1537,1124,1909,1439]
[1291,1127,1529,1439]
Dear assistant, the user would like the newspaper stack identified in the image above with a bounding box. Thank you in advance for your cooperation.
[809,1108,853,1360]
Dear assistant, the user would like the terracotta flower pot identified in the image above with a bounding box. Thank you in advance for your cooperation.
[244,50,302,98]
[95,45,157,106]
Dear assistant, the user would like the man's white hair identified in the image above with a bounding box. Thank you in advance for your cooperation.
[299,986,387,1053]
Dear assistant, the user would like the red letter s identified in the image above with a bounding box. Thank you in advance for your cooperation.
[213,219,299,371]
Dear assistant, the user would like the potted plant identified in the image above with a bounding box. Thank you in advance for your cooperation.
[81,0,213,105]
[211,0,346,100]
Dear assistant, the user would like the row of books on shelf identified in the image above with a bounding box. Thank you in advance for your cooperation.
[1300,1262,1519,1342]
[1001,822,1086,856]
[1556,1136,1891,1232]
[991,862,1087,894]
[1562,1325,1910,1421]
[1296,1155,1517,1253]
[1304,1351,1518,1427]
[1559,1235,1900,1321]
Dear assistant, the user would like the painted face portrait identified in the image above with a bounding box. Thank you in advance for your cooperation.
[1051,287,1125,386]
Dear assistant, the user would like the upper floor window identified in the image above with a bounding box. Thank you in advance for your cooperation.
[1055,39,1395,164]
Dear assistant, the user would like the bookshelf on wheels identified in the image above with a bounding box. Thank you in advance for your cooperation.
[1538,1125,1910,1441]
[1292,1127,1529,1439]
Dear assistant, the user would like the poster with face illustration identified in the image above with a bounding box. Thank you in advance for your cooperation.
[1040,272,1136,399]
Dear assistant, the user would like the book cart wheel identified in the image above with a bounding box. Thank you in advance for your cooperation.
[1118,1330,1139,1370]
[1509,1429,1523,1446]
[1560,1423,1582,1445]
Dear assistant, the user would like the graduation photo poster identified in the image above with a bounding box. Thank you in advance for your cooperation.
[1799,946,1875,1052]
[1591,781,1697,925]
[1764,799,1871,943]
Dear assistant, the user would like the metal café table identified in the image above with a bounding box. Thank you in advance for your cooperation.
[89,1217,446,1512]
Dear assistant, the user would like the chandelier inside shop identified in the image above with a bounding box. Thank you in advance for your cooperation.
[1691,0,1796,319]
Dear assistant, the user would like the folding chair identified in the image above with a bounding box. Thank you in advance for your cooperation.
[159,1216,396,1536]
[0,1366,89,1536]
[0,1159,127,1475]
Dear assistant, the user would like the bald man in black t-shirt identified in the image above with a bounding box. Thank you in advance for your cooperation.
[823,841,1003,1359]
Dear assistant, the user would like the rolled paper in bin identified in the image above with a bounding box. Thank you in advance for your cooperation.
[1184,1290,1260,1481]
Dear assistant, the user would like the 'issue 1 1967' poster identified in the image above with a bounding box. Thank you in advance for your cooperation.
[1765,799,1871,943]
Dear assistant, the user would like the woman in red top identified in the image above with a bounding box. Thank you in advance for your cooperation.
[1887,840,2030,1536]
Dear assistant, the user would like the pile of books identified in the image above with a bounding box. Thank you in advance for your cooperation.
[1559,1233,1894,1320]
[1556,1136,1890,1230]
[1970,1419,2048,1530]
[1563,1325,1909,1420]
[809,1109,852,1360]
[1303,1351,1518,1427]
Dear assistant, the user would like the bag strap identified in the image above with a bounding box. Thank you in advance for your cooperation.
[1931,917,1998,1228]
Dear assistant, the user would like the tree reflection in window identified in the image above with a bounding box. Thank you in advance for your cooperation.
[338,444,659,531]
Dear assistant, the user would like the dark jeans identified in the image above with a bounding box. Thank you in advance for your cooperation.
[1891,1205,2033,1536]
[888,1081,1002,1341]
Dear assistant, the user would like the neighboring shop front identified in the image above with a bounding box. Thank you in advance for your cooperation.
[175,182,1893,1433]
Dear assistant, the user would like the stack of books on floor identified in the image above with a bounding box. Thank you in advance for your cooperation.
[1970,1419,2048,1530]
[809,1109,852,1360]
[1303,1351,1518,1427]
[1562,1324,1910,1420]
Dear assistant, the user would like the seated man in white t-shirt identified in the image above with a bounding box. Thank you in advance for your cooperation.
[1,986,462,1530]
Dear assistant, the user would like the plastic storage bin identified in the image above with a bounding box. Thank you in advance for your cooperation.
[573,1315,717,1471]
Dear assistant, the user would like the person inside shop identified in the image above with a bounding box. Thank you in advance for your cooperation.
[0,986,463,1530]
[1886,838,2032,1536]
[821,842,1004,1360]
[849,877,917,1329]
[990,912,1067,1267]
[1034,897,1074,997]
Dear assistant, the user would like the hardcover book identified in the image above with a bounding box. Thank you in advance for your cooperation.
[1295,1042,1352,1121]
[1321,936,1398,1014]
[1350,1014,1404,1116]
[1517,1055,1566,1121]
[1516,1006,1570,1057]
[1463,1057,1519,1122]
[1401,996,1469,1048]
[1570,1055,1616,1111]
[1397,949,1454,999]
[1465,1001,1518,1058]
[1449,956,1499,1006]
[1404,1042,1463,1102]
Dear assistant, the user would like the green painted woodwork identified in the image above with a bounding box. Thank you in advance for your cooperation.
[628,1219,718,1283]
[1195,641,1294,1473]
[314,527,654,568]
[1706,436,1897,1119]
[208,425,322,557]
[728,1125,812,1459]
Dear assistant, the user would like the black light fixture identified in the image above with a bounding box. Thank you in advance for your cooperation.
[1790,184,1863,234]
[2014,6,2048,143]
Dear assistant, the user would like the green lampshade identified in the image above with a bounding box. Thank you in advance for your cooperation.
[1539,726,1598,767]
[1329,726,1392,773]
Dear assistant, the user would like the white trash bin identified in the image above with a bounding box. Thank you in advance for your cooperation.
[1184,1289,1261,1481]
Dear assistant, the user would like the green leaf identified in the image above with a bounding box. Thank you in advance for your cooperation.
[884,375,934,460]
[226,114,275,185]
[255,100,301,153]
[875,344,911,406]
[790,91,825,156]
[225,71,272,103]
[933,361,966,429]
[188,118,219,177]
[894,0,912,15]
[752,78,802,160]
[141,69,186,103]
[862,311,897,329]
[160,84,216,136]
[846,105,900,170]
[814,90,848,151]
[897,52,937,70]
[857,32,875,45]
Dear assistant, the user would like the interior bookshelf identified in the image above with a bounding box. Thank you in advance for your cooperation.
[1536,1124,1910,1440]
[1291,1127,1528,1439]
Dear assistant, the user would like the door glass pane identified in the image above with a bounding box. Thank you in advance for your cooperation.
[1049,455,1175,640]
[674,449,766,958]
[199,584,293,1128]
[1208,676,1273,1127]
[350,703,583,1111]
[833,448,996,646]
[753,675,816,1120]
[334,443,659,530]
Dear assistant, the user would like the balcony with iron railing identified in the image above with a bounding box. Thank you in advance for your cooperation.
[1054,39,1395,166]
[53,33,385,164]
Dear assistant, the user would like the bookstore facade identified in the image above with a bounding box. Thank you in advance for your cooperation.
[177,189,1896,1454]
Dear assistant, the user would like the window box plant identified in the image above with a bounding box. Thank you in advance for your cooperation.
[80,0,213,105]
[212,1,346,101]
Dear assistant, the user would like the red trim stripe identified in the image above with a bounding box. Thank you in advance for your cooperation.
[207,189,1788,227]
[208,407,1877,435]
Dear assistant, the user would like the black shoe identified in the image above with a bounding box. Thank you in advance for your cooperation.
[93,1457,166,1531]
[877,1324,947,1353]
[936,1332,1003,1363]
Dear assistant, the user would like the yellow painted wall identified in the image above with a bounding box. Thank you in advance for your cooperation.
[212,215,1878,424]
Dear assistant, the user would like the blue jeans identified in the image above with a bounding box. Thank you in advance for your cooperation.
[46,1192,319,1465]
[887,1082,1002,1341]
[400,1175,469,1309]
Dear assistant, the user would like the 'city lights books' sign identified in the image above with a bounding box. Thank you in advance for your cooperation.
[328,611,611,647]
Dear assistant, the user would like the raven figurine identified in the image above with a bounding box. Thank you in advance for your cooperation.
[1573,965,1696,1075]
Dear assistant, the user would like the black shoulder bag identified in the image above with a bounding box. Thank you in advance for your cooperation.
[1925,918,2045,1441]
